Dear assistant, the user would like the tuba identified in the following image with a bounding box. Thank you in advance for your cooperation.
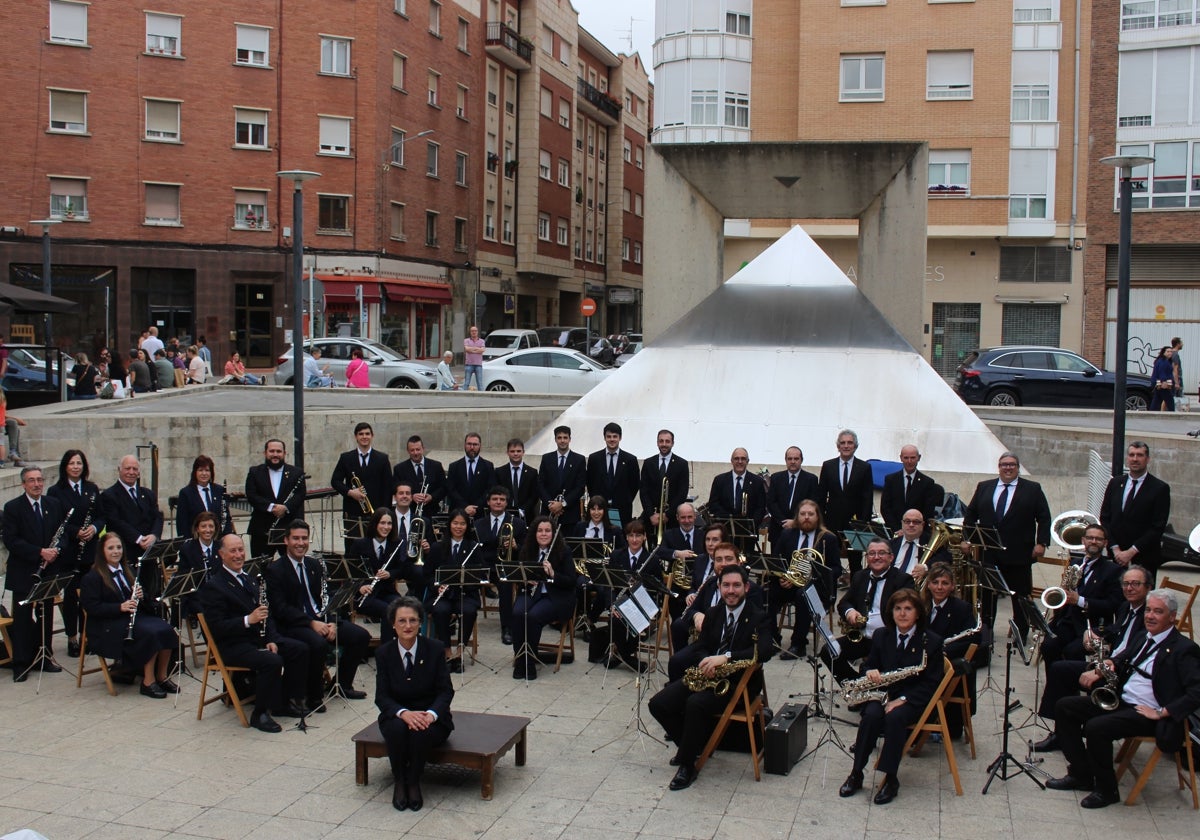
[1050,510,1100,553]
[350,475,374,515]
[915,520,953,592]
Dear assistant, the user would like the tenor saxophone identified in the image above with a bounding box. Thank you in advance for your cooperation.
[841,651,928,705]
[682,631,759,696]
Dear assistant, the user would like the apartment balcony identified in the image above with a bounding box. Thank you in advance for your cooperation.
[485,22,531,71]
[576,77,621,126]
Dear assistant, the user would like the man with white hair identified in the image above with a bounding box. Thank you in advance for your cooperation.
[436,351,457,391]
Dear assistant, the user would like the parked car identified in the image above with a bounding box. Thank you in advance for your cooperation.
[2,345,75,407]
[614,340,643,367]
[480,328,540,362]
[274,337,438,389]
[481,347,614,395]
[954,346,1152,410]
[587,336,616,365]
[536,326,590,352]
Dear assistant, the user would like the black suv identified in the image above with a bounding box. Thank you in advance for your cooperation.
[955,346,1152,410]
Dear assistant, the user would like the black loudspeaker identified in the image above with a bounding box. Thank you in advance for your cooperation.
[764,703,808,775]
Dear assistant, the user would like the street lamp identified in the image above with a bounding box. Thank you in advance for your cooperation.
[30,218,62,394]
[381,129,435,171]
[276,170,320,474]
[1100,153,1154,478]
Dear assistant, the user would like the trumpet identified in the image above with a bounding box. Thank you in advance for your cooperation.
[350,475,374,515]
[407,517,426,565]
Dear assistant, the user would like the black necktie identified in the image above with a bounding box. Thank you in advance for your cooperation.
[660,457,668,476]
[452,543,460,562]
[1124,478,1140,510]
[32,500,42,524]
[73,483,80,495]
[205,545,213,561]
[416,463,424,485]
[591,525,599,538]
[866,575,883,612]
[361,453,368,469]
[901,541,915,573]
[608,453,615,482]
[129,486,139,504]
[512,466,519,489]
[720,611,736,653]
[467,459,475,484]
[842,462,849,489]
[238,573,253,594]
[296,562,316,617]
[905,473,913,500]
[788,473,796,506]
[802,533,810,550]
[378,543,385,564]
[629,552,639,572]
[898,632,908,652]
[114,570,130,599]
[492,517,501,537]
[996,483,1011,519]
[735,475,743,508]
[203,486,212,510]
[1133,637,1159,668]
[404,650,414,678]
[558,455,565,477]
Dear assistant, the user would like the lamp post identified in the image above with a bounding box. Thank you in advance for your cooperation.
[30,218,62,394]
[1100,153,1154,478]
[276,170,320,474]
[381,129,434,171]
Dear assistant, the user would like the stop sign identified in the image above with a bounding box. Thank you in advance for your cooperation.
[581,297,597,317]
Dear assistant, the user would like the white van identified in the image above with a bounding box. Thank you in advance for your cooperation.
[480,328,540,361]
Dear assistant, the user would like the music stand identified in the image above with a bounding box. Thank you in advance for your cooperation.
[982,620,1046,794]
[496,562,548,679]
[18,573,73,688]
[267,525,289,546]
[974,563,1014,697]
[322,580,369,708]
[722,516,759,556]
[744,553,784,585]
[566,537,611,561]
[158,567,207,690]
[342,517,368,541]
[841,522,880,552]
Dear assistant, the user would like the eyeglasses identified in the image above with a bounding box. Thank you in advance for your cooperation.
[865,550,892,558]
[1121,581,1147,588]
[901,519,924,525]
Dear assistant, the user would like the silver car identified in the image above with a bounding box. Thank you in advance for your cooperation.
[274,338,438,389]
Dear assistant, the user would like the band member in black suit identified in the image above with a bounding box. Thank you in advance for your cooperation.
[4,466,68,679]
[594,520,660,671]
[1099,441,1171,578]
[1035,564,1151,752]
[1040,523,1124,667]
[824,538,915,683]
[774,499,842,660]
[198,533,309,732]
[265,520,371,709]
[962,451,1051,637]
[417,509,484,673]
[539,425,588,527]
[817,429,874,577]
[705,448,767,528]
[99,455,165,602]
[391,482,434,569]
[767,446,819,549]
[175,511,220,621]
[654,502,705,617]
[585,422,640,528]
[670,542,765,675]
[888,509,952,585]
[639,429,690,535]
[572,495,625,548]
[392,435,448,514]
[331,422,393,550]
[649,563,775,791]
[46,449,104,660]
[683,523,728,604]
[511,516,577,680]
[446,432,495,519]
[838,588,945,805]
[79,532,180,697]
[175,455,234,538]
[473,487,526,645]
[923,562,979,740]
[350,508,404,639]
[879,445,941,534]
[244,439,306,558]
[495,438,540,524]
[1046,588,1200,808]
[376,597,454,812]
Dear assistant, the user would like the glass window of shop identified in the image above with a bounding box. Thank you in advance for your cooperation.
[9,263,114,356]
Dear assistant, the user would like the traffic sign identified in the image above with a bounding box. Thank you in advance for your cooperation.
[581,297,597,317]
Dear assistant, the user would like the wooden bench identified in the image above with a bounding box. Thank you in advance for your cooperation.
[352,710,529,800]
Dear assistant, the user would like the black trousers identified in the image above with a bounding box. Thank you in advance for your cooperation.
[981,562,1032,638]
[767,579,814,650]
[822,633,873,683]
[648,677,728,765]
[511,593,572,661]
[429,591,480,652]
[9,588,55,666]
[356,590,399,644]
[282,620,370,702]
[1038,660,1090,719]
[1055,695,1157,796]
[220,637,308,714]
[852,699,921,776]
[379,715,451,784]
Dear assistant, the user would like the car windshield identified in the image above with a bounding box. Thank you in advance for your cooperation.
[485,334,519,348]
[363,339,404,360]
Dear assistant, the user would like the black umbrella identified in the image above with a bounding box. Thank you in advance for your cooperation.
[0,281,79,314]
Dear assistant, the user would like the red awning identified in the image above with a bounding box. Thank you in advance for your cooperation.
[381,280,452,305]
[320,279,382,303]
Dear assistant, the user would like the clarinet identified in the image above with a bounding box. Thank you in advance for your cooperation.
[124,547,150,642]
[270,471,303,531]
[219,484,230,533]
[257,572,269,641]
[76,492,98,553]
[32,506,76,584]
[357,540,406,609]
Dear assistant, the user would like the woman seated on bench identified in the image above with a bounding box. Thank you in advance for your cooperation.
[375,596,454,813]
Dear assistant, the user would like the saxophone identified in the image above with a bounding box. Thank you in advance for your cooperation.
[683,631,759,696]
[841,650,928,705]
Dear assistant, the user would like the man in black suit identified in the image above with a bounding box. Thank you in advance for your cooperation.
[392,435,448,515]
[265,520,371,709]
[585,422,640,527]
[495,438,540,524]
[817,429,874,577]
[473,486,526,644]
[923,562,979,740]
[767,446,819,549]
[1040,523,1124,668]
[1046,588,1200,808]
[962,451,1051,637]
[244,439,306,558]
[331,422,393,549]
[198,534,309,732]
[654,502,705,616]
[446,432,495,518]
[888,509,951,584]
[670,541,765,664]
[649,562,775,791]
[538,425,587,527]
[879,445,941,534]
[1099,441,1170,579]
[705,448,767,536]
[639,429,690,536]
[391,482,433,568]
[99,455,165,599]
[3,466,67,679]
[824,539,915,682]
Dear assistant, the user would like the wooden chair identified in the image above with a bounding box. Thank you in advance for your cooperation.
[0,616,13,667]
[913,643,980,759]
[75,608,117,696]
[876,655,963,795]
[696,663,768,781]
[1160,576,1198,640]
[536,603,577,673]
[195,613,255,728]
[1114,717,1198,808]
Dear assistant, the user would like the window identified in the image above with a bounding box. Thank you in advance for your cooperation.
[234,190,268,229]
[145,99,180,141]
[318,116,351,155]
[454,217,467,251]
[840,54,885,101]
[48,89,86,133]
[1014,7,1054,21]
[392,53,407,89]
[558,159,569,187]
[724,93,749,127]
[540,87,553,118]
[539,149,551,179]
[484,200,496,239]
[537,213,551,240]
[235,109,268,148]
[1009,195,1048,218]
[502,204,513,242]
[395,0,407,15]
[455,151,468,185]
[559,98,570,128]
[1122,0,1199,30]
[425,211,438,246]
[390,202,406,240]
[691,90,718,124]
[144,184,180,225]
[504,142,514,179]
[633,242,642,264]
[1012,84,1051,121]
[321,37,351,75]
[926,51,974,100]
[318,195,349,231]
[999,246,1071,283]
[146,13,181,56]
[596,234,605,263]
[49,177,87,219]
[623,138,632,162]
[559,39,570,65]
[486,132,498,172]
[49,1,87,45]
[236,25,269,66]
[621,238,630,260]
[634,194,643,216]
[573,226,581,257]
[506,73,517,113]
[429,1,441,36]
[541,25,553,54]
[1001,303,1060,346]
[426,141,439,176]
[556,218,568,246]
[390,128,406,166]
[635,145,643,169]
[427,71,440,106]
[725,12,751,34]
[487,64,499,105]
[928,150,970,195]
[931,303,980,377]
[1118,141,1200,209]
[458,18,469,51]
[622,188,632,211]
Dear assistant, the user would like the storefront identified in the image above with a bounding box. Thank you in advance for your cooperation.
[380,280,452,359]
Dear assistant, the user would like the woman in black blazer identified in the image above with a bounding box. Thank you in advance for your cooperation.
[174,511,220,621]
[511,515,577,679]
[47,448,104,658]
[79,532,180,698]
[175,455,233,537]
[570,495,625,549]
[419,509,483,672]
[351,508,404,634]
[375,596,454,812]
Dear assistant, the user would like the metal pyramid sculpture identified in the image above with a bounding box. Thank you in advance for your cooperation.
[527,226,1010,473]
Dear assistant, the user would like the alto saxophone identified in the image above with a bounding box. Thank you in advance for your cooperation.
[683,631,759,696]
[841,650,928,705]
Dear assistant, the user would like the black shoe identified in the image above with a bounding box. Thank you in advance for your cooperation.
[391,782,408,812]
[873,777,899,805]
[140,682,167,699]
[1033,733,1060,753]
[501,628,513,645]
[513,662,537,680]
[339,685,368,700]
[407,783,423,812]
[159,678,181,694]
[307,699,327,713]
[779,646,806,661]
[669,751,684,767]
[448,657,465,673]
[37,660,63,674]
[13,665,30,683]
[252,711,282,733]
[839,772,864,797]
[668,763,697,791]
[1046,774,1093,791]
[67,639,81,659]
[1080,790,1120,809]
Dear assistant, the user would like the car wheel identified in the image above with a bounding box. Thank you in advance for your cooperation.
[986,388,1020,407]
[281,377,293,386]
[486,381,514,392]
[388,379,418,389]
[1125,391,1149,412]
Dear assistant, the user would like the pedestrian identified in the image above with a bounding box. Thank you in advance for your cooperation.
[436,351,458,391]
[463,326,484,391]
[346,347,370,388]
